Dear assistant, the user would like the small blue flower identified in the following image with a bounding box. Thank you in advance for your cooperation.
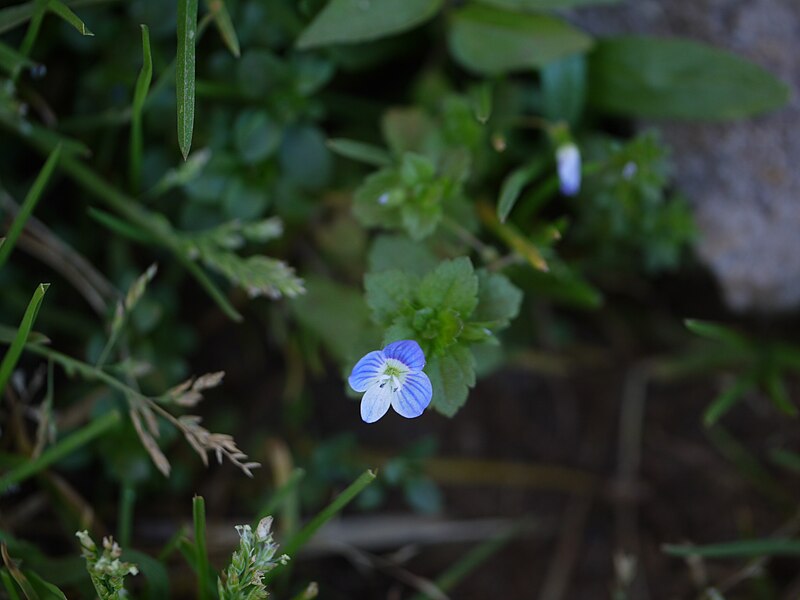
[348,340,433,423]
[556,142,581,196]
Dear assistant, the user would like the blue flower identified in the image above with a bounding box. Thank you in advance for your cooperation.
[348,340,433,423]
[556,142,581,196]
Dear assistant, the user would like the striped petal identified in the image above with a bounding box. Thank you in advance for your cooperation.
[348,350,386,392]
[360,382,393,423]
[392,371,432,419]
[383,340,425,372]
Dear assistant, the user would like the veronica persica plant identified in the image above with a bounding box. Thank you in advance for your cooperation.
[348,340,433,423]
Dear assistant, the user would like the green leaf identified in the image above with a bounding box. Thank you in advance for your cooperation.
[21,571,66,600]
[0,283,49,395]
[765,368,797,416]
[206,0,240,57]
[0,40,35,75]
[279,470,376,558]
[368,234,438,276]
[0,145,61,270]
[46,0,93,36]
[122,550,170,599]
[192,496,212,600]
[292,276,378,363]
[497,158,546,223]
[130,24,152,192]
[365,269,416,324]
[427,346,475,417]
[297,0,444,49]
[382,108,435,155]
[0,410,120,492]
[418,257,478,317]
[476,0,619,9]
[663,539,800,559]
[327,138,392,167]
[541,53,586,124]
[177,0,199,160]
[195,250,305,300]
[588,36,790,120]
[685,320,750,349]
[470,82,493,124]
[474,270,523,325]
[769,448,800,475]
[703,375,755,427]
[447,5,592,76]
[234,110,281,164]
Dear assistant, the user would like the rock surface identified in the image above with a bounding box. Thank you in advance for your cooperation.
[580,0,800,312]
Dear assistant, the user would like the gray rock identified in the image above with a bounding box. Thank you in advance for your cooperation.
[579,0,800,312]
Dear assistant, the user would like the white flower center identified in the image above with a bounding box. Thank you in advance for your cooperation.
[377,358,409,392]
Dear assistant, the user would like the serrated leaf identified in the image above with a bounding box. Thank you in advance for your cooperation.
[474,270,523,325]
[588,36,789,120]
[418,257,478,317]
[365,269,416,324]
[297,0,444,49]
[427,346,475,417]
[448,4,592,76]
[177,0,199,160]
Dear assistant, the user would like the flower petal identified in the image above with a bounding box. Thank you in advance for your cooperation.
[556,143,581,196]
[383,340,425,372]
[392,371,432,419]
[360,383,393,423]
[348,350,386,392]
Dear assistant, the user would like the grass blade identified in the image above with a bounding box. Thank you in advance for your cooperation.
[130,24,152,192]
[176,0,199,160]
[685,319,750,349]
[408,523,523,600]
[0,283,50,395]
[192,496,212,600]
[17,0,48,59]
[256,468,306,522]
[206,0,239,57]
[663,538,800,559]
[280,469,377,559]
[769,448,800,475]
[0,545,38,600]
[702,374,755,427]
[497,159,546,223]
[46,0,94,36]
[0,40,35,76]
[0,145,61,270]
[764,368,797,416]
[0,568,22,600]
[0,410,120,492]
